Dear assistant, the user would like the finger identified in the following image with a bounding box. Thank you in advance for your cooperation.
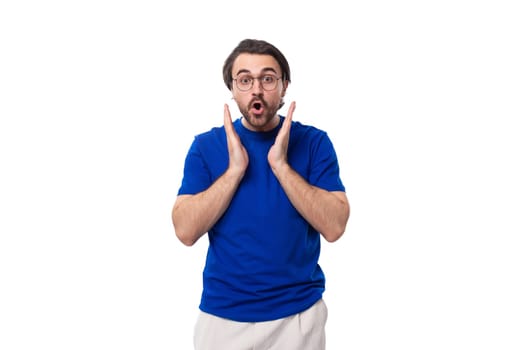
[223,103,234,137]
[282,101,295,131]
[286,101,296,121]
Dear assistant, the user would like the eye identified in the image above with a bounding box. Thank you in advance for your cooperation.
[238,76,253,85]
[262,75,275,84]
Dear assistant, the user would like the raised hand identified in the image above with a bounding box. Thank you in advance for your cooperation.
[268,101,296,172]
[224,104,249,176]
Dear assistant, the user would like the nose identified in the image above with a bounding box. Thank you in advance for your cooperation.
[252,78,264,93]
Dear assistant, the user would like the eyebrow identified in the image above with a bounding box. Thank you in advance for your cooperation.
[234,67,278,77]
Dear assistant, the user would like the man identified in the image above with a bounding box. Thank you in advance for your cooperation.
[172,38,350,350]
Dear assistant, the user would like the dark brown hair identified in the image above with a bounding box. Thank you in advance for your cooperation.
[222,39,291,91]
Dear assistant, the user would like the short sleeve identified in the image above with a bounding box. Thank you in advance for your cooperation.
[309,132,346,192]
[177,138,212,195]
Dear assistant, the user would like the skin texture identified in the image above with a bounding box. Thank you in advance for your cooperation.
[172,53,350,246]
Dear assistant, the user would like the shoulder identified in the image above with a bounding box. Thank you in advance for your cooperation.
[196,125,224,137]
[193,124,227,143]
[290,119,329,141]
[288,120,340,158]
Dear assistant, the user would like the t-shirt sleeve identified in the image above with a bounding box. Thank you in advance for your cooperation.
[177,137,212,195]
[309,132,346,192]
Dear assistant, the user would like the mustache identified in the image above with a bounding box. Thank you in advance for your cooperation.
[249,96,267,108]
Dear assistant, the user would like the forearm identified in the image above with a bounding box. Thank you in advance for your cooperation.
[273,164,350,242]
[172,168,244,246]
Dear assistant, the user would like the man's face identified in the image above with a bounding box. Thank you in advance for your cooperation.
[231,53,288,132]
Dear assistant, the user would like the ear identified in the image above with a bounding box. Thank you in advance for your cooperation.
[281,81,289,97]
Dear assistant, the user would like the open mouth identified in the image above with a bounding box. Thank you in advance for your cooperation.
[249,99,265,116]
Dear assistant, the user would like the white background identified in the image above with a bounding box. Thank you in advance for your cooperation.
[1,0,524,349]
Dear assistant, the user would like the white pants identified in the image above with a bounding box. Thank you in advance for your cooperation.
[193,299,327,350]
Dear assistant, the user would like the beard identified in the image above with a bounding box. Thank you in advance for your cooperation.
[238,97,281,131]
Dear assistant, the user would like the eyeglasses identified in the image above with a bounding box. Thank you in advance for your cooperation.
[233,74,281,91]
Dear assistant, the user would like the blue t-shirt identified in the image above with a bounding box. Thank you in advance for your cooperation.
[178,116,345,322]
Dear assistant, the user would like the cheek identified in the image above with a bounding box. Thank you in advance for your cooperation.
[268,91,284,104]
